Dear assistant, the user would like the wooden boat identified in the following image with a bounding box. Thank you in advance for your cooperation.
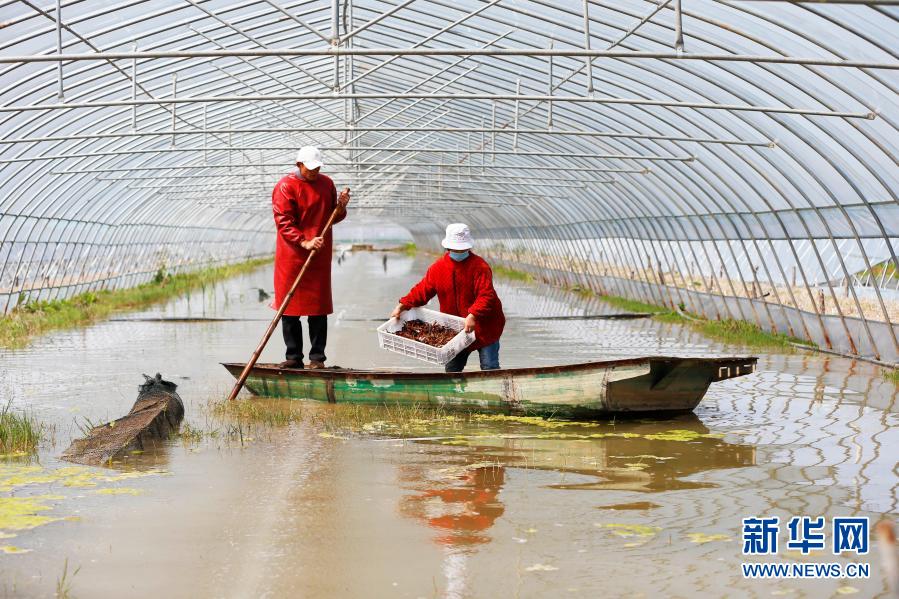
[223,355,757,417]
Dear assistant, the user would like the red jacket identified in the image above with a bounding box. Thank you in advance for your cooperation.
[399,252,505,350]
[272,170,346,316]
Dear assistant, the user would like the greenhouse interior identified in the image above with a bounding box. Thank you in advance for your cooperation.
[0,1,897,597]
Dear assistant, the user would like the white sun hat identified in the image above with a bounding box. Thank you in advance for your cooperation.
[296,146,324,170]
[441,223,474,250]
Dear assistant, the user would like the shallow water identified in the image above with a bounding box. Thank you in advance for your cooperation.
[0,251,897,598]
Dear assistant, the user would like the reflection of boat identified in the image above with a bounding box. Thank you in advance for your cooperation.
[412,414,756,493]
[222,356,757,416]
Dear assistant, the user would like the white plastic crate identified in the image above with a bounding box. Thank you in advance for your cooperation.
[377,307,476,365]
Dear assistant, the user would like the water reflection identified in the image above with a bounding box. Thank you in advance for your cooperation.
[390,415,756,596]
[400,464,505,547]
[404,415,756,493]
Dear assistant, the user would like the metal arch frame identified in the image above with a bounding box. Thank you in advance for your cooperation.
[1,0,898,362]
[496,0,896,356]
[635,5,899,356]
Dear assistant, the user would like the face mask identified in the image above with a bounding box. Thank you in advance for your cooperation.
[449,250,470,262]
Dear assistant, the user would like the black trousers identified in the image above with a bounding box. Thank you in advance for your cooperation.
[282,315,328,363]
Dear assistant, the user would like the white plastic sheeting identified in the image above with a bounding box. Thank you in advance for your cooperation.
[0,0,896,359]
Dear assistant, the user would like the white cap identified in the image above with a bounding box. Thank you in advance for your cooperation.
[441,223,473,251]
[296,146,323,170]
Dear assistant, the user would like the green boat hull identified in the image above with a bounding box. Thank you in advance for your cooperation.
[223,356,757,417]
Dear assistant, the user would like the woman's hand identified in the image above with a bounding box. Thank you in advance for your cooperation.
[301,237,324,251]
[338,187,351,208]
[390,303,406,320]
[464,314,476,333]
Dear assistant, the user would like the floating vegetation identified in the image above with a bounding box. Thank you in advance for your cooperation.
[595,523,662,538]
[0,495,65,532]
[0,545,31,554]
[91,488,143,496]
[642,429,721,442]
[472,414,602,429]
[524,564,559,572]
[0,256,272,347]
[596,502,661,511]
[686,532,731,544]
[0,463,165,493]
[0,401,47,455]
[882,368,899,385]
[0,465,162,552]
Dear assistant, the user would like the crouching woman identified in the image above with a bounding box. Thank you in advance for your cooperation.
[390,223,506,373]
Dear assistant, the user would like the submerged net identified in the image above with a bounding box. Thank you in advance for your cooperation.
[62,374,185,466]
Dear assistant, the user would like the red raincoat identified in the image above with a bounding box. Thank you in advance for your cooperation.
[272,170,346,316]
[399,252,505,350]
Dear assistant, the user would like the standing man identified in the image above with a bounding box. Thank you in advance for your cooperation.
[390,223,505,373]
[272,146,350,369]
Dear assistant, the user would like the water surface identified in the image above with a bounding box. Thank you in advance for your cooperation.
[0,251,896,598]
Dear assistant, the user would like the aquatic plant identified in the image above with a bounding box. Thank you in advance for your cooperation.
[595,522,662,538]
[208,397,307,427]
[598,294,812,350]
[0,256,272,348]
[700,318,810,349]
[207,397,473,437]
[0,495,64,532]
[0,401,45,455]
[882,367,899,386]
[56,558,80,599]
[492,265,535,283]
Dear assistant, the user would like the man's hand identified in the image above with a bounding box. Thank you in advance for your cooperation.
[390,303,406,320]
[338,187,351,209]
[301,236,324,251]
[464,314,476,333]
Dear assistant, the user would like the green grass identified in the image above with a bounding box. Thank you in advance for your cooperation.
[207,396,468,436]
[882,368,899,385]
[493,264,535,283]
[0,256,272,348]
[493,263,815,350]
[571,290,808,350]
[55,558,80,599]
[597,294,667,314]
[693,318,810,349]
[0,401,46,455]
[397,242,418,256]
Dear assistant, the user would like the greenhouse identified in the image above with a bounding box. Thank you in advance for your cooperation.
[0,1,897,597]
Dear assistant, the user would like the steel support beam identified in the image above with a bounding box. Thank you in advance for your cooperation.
[0,94,872,118]
[2,48,895,69]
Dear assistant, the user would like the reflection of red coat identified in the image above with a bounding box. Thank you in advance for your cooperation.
[272,170,346,316]
[399,252,505,350]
